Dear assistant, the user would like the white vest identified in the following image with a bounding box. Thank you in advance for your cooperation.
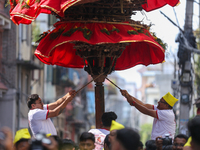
[151,105,176,140]
[28,104,57,137]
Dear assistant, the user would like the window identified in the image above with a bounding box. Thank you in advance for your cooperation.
[21,24,30,45]
[48,15,57,27]
[21,24,27,41]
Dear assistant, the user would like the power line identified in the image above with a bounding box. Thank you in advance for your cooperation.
[160,11,200,55]
[173,8,181,28]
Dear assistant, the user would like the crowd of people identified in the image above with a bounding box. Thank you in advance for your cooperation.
[0,90,199,150]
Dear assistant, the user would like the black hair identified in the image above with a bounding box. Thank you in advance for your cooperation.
[138,141,143,148]
[145,140,156,150]
[116,128,140,150]
[51,135,62,143]
[62,139,75,145]
[188,115,200,146]
[104,134,111,150]
[162,145,173,150]
[101,112,117,127]
[167,105,173,109]
[61,139,76,149]
[174,134,188,141]
[79,132,95,143]
[15,138,29,148]
[27,94,39,109]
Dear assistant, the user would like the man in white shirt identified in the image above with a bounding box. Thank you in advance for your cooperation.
[88,111,117,150]
[120,90,178,140]
[27,90,76,137]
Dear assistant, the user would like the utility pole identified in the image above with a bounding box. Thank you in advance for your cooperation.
[17,24,22,130]
[177,0,197,135]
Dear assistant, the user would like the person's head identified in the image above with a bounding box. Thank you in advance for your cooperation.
[138,141,143,150]
[111,128,140,150]
[27,94,43,109]
[157,92,178,110]
[145,140,156,150]
[172,134,188,150]
[162,145,173,150]
[104,134,111,150]
[51,135,62,143]
[79,132,95,150]
[14,138,30,150]
[109,120,125,144]
[14,128,31,150]
[188,115,200,150]
[102,112,117,127]
[61,139,76,150]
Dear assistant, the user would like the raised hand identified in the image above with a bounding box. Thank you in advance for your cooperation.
[120,90,135,105]
[0,127,13,150]
[64,90,77,102]
[120,90,129,98]
[69,90,76,97]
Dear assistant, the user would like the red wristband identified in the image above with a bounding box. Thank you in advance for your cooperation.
[131,101,135,106]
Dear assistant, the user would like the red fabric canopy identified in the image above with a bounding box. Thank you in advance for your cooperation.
[9,0,74,25]
[142,0,180,12]
[34,22,165,70]
[9,0,180,25]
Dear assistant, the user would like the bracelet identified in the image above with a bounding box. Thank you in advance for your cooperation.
[131,101,135,106]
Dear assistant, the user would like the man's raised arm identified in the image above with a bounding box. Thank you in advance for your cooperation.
[48,90,76,110]
[120,89,153,109]
[47,90,76,118]
[134,102,158,118]
[120,89,157,118]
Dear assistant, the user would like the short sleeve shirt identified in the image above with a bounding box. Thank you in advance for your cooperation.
[151,105,176,140]
[28,104,57,137]
[88,129,110,150]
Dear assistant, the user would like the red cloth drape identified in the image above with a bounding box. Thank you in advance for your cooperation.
[34,22,165,70]
[9,0,180,25]
[142,0,180,12]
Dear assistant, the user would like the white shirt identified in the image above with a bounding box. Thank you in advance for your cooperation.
[88,128,110,150]
[151,105,176,140]
[28,104,57,137]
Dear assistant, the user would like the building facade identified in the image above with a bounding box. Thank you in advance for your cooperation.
[0,0,44,135]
